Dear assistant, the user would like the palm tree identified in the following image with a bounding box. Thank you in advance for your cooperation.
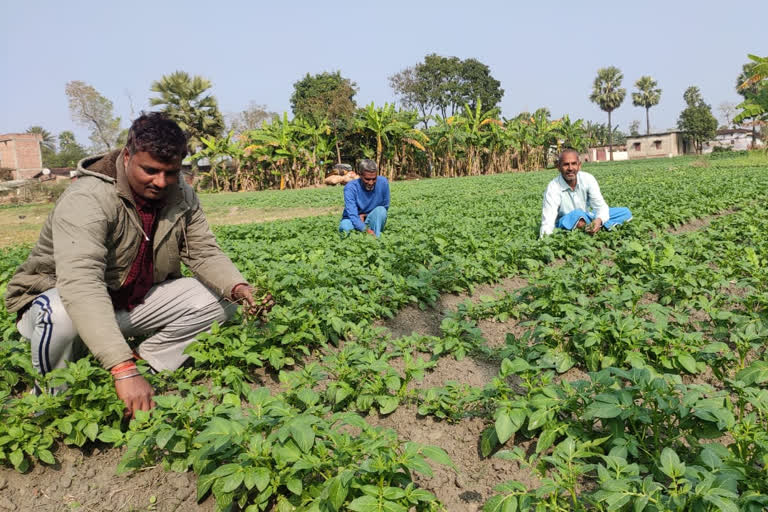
[631,76,661,135]
[736,62,761,147]
[149,71,224,155]
[26,126,55,151]
[589,67,626,160]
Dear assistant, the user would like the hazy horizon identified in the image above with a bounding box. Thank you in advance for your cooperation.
[2,0,765,148]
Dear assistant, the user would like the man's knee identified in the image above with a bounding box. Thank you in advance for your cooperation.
[370,206,387,218]
[339,219,354,233]
[174,277,237,323]
[19,289,79,375]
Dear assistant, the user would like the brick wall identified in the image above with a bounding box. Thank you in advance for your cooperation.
[0,133,43,180]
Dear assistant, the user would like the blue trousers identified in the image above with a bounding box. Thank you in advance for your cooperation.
[556,207,632,231]
[339,206,388,237]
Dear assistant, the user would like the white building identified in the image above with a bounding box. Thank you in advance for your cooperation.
[702,128,764,153]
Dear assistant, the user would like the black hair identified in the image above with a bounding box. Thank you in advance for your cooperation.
[126,112,188,162]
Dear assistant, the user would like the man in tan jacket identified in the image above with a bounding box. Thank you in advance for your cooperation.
[4,112,273,418]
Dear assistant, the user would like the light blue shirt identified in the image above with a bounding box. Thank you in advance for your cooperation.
[540,171,609,237]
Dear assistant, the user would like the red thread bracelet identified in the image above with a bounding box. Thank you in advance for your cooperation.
[110,361,136,375]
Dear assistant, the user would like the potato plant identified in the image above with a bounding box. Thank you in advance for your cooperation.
[1,154,768,510]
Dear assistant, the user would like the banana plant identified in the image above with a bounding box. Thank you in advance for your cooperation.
[460,99,501,175]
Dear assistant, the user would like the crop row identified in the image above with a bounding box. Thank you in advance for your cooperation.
[1,156,767,511]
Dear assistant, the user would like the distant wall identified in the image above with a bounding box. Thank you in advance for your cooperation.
[0,133,43,179]
[626,132,688,159]
[585,147,628,162]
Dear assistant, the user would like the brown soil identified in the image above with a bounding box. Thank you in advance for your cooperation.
[668,209,736,235]
[0,444,213,512]
[366,405,540,511]
[376,277,529,339]
[415,355,499,391]
[1,206,754,511]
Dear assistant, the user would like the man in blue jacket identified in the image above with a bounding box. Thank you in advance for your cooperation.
[339,159,390,237]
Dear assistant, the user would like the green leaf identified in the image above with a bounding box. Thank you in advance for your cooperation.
[676,353,698,374]
[536,428,557,454]
[736,361,768,385]
[197,472,218,501]
[382,500,407,512]
[527,408,551,430]
[703,494,739,512]
[98,428,123,444]
[404,454,433,476]
[377,396,399,415]
[481,427,499,458]
[348,495,379,511]
[501,358,530,375]
[328,475,349,510]
[155,427,176,449]
[382,486,406,500]
[244,467,270,491]
[633,495,649,512]
[83,422,99,442]
[421,445,455,469]
[286,477,302,495]
[289,421,315,453]
[9,449,24,470]
[484,494,517,512]
[659,447,683,478]
[495,413,515,444]
[37,449,55,465]
[408,488,436,502]
[221,471,244,493]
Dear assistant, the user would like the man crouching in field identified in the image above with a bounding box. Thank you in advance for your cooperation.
[4,112,274,418]
[539,149,632,238]
[339,159,390,237]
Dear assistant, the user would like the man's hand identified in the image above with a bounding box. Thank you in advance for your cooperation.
[359,213,367,223]
[114,373,155,419]
[366,228,376,236]
[586,218,603,235]
[232,283,275,321]
[575,219,587,230]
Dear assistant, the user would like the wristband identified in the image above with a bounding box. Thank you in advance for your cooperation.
[114,372,141,381]
[111,361,137,375]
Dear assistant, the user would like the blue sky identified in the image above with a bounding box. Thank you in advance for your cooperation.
[2,0,766,147]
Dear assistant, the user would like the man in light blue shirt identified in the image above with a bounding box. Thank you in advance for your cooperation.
[339,159,390,237]
[540,149,632,238]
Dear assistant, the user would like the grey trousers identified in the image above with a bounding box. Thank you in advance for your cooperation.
[17,278,237,374]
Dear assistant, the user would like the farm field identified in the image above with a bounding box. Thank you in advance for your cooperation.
[1,153,768,511]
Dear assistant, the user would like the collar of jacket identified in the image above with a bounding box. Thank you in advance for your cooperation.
[557,173,581,192]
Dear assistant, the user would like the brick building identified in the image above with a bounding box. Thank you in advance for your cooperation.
[625,131,695,159]
[0,133,44,180]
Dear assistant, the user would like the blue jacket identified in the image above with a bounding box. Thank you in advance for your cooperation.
[341,176,390,231]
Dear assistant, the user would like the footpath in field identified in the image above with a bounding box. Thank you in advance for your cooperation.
[2,154,768,512]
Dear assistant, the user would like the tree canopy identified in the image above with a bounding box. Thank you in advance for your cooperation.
[733,54,768,146]
[389,54,504,124]
[228,103,277,135]
[150,71,224,154]
[589,66,626,159]
[290,71,357,126]
[677,86,717,154]
[64,81,122,152]
[631,76,661,135]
